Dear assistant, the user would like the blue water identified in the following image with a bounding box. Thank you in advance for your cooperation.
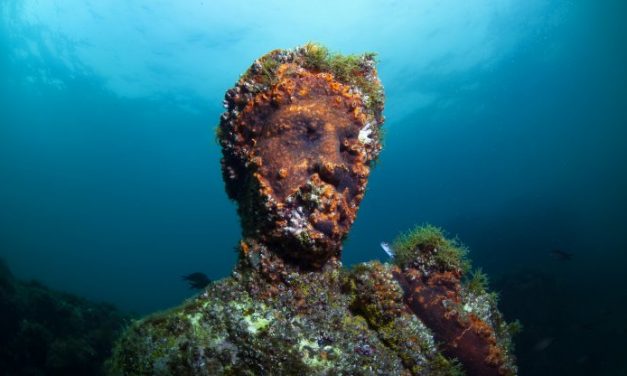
[1,1,626,373]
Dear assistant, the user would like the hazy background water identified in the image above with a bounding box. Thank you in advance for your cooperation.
[1,1,626,372]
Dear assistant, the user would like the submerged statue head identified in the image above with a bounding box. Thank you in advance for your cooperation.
[111,45,518,376]
[218,44,385,267]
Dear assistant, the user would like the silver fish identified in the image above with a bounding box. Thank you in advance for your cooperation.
[380,242,394,258]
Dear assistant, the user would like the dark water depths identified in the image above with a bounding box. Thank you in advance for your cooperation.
[1,1,626,374]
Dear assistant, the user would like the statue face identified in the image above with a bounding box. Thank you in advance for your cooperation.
[220,55,383,267]
[255,75,366,209]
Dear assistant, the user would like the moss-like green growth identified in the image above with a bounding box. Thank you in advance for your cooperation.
[506,319,523,336]
[430,353,466,376]
[392,224,470,272]
[392,224,447,256]
[465,268,489,295]
[240,43,384,118]
[258,53,281,87]
[298,43,384,114]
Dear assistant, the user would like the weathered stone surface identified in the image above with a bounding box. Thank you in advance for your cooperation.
[218,44,383,267]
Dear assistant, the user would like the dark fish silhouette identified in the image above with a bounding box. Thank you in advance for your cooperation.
[550,249,573,261]
[533,337,554,351]
[182,272,211,289]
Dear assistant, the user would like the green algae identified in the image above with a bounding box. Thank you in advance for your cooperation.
[430,353,466,376]
[392,224,471,272]
[298,43,384,114]
[466,268,490,295]
[238,43,384,122]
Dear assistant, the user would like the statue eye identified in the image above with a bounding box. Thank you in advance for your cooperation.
[305,123,321,141]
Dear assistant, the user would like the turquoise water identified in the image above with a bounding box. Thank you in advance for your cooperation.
[1,1,626,374]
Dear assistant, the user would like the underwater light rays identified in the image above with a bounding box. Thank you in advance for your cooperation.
[3,0,549,114]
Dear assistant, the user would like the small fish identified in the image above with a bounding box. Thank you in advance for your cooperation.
[533,337,554,351]
[380,242,394,258]
[550,249,573,261]
[182,272,211,290]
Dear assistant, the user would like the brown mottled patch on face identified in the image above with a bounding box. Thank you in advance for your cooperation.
[247,67,366,202]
